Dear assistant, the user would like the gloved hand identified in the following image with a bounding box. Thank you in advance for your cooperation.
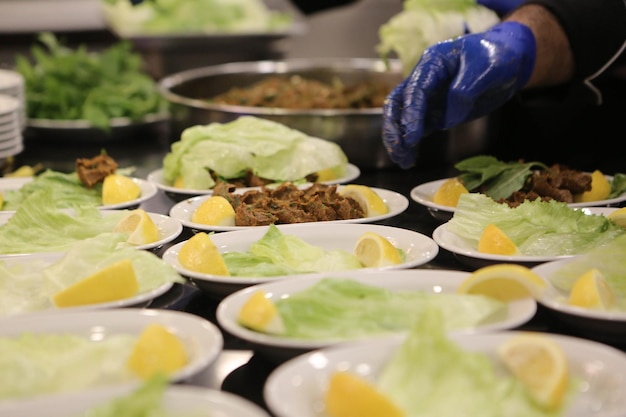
[382,21,536,169]
[476,0,526,15]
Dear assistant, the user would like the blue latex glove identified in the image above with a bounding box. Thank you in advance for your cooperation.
[382,21,536,169]
[476,0,526,15]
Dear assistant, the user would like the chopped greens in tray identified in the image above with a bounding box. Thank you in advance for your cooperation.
[163,116,350,190]
[447,193,626,256]
[15,32,167,129]
[250,278,506,339]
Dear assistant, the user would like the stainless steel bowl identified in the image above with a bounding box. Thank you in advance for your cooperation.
[158,58,405,170]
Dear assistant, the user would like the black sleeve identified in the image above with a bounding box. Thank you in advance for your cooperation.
[524,0,626,79]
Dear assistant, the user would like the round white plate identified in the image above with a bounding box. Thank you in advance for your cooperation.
[265,331,626,417]
[0,211,182,255]
[162,223,438,297]
[411,176,626,222]
[432,207,618,269]
[0,176,159,213]
[533,258,626,343]
[0,252,175,317]
[216,269,536,361]
[0,308,223,400]
[147,163,362,198]
[0,384,270,417]
[169,185,409,232]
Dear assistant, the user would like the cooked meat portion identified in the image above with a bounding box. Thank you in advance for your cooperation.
[209,75,392,109]
[212,182,365,226]
[76,154,118,188]
[209,169,319,188]
[497,164,592,207]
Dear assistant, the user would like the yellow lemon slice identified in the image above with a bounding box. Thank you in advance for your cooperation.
[457,264,546,301]
[237,290,285,334]
[574,170,611,203]
[191,195,236,226]
[325,371,405,417]
[127,323,188,379]
[52,259,139,307]
[316,167,339,182]
[433,177,469,207]
[477,224,520,255]
[339,184,388,217]
[102,174,141,205]
[497,333,569,410]
[173,176,185,188]
[568,268,615,310]
[177,232,230,276]
[354,231,402,268]
[607,207,626,228]
[112,209,160,245]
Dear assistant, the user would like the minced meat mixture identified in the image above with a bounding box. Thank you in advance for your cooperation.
[212,181,365,226]
[494,164,592,207]
[208,75,392,109]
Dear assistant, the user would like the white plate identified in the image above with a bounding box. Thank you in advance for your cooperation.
[265,331,626,417]
[533,258,626,344]
[162,223,438,297]
[0,252,175,317]
[0,384,270,417]
[431,207,618,269]
[0,176,159,213]
[0,210,182,254]
[216,269,536,361]
[0,308,223,400]
[169,184,409,232]
[411,176,626,222]
[147,164,362,199]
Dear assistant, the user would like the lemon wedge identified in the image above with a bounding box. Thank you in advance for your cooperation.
[177,232,230,276]
[191,195,236,226]
[173,176,185,188]
[52,259,139,307]
[457,264,546,301]
[497,333,569,410]
[340,184,388,217]
[354,231,402,268]
[237,290,285,334]
[316,167,339,182]
[102,174,141,205]
[433,177,469,206]
[127,323,188,379]
[325,371,405,417]
[112,209,160,245]
[0,191,3,209]
[477,224,520,255]
[574,170,610,203]
[607,207,626,228]
[568,268,615,310]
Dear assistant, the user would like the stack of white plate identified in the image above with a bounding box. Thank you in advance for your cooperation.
[0,94,24,160]
[0,69,25,129]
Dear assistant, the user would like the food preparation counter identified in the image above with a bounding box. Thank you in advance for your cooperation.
[12,130,626,416]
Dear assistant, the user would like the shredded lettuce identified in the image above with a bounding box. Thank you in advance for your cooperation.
[447,193,626,256]
[375,308,565,416]
[271,278,506,339]
[162,116,349,189]
[223,224,363,276]
[0,233,183,317]
[377,0,500,76]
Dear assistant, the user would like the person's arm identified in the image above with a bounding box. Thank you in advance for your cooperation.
[505,4,574,88]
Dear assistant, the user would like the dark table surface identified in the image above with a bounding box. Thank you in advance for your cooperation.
[11,124,626,416]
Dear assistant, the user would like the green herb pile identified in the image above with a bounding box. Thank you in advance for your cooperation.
[15,32,167,129]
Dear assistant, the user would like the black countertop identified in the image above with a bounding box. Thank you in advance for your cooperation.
[11,125,626,416]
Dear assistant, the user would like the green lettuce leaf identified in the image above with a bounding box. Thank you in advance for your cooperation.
[162,116,348,189]
[273,278,506,339]
[223,224,363,276]
[447,193,626,256]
